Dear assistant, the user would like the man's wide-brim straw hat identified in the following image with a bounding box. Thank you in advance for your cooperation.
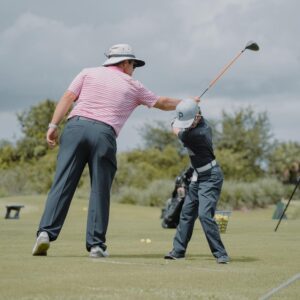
[102,44,145,67]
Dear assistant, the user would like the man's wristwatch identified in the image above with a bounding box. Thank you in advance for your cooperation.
[48,123,58,129]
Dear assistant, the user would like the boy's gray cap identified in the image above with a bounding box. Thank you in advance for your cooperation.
[102,44,145,67]
[173,99,199,129]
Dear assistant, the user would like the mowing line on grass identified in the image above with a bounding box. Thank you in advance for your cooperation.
[259,273,300,300]
[91,259,227,272]
[91,259,153,266]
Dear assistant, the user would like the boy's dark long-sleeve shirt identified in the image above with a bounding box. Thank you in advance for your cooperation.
[178,117,215,169]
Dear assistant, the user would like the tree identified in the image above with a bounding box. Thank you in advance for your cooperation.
[215,107,274,179]
[113,145,189,191]
[139,119,219,154]
[0,100,59,165]
[16,99,60,160]
[0,140,19,169]
[138,121,181,152]
[215,148,253,181]
[268,141,300,183]
[17,99,57,143]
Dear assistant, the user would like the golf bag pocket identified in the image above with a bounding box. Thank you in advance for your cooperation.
[161,197,184,228]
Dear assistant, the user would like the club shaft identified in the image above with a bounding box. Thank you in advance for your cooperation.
[200,49,245,98]
[274,177,300,232]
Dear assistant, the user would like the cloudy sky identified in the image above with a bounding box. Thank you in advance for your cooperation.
[1,0,299,151]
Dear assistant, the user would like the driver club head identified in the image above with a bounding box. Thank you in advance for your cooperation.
[244,41,259,51]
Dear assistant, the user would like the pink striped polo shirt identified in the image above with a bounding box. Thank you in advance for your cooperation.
[67,66,159,136]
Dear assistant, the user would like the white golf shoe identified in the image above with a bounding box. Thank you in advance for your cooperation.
[89,246,109,258]
[32,231,50,256]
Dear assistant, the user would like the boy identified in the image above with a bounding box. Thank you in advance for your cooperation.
[165,99,229,264]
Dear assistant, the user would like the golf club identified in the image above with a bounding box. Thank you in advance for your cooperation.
[199,41,259,98]
[274,176,300,232]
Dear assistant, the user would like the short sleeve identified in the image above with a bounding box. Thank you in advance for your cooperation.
[67,69,86,97]
[135,81,159,108]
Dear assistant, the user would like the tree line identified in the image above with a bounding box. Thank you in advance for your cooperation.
[0,100,299,207]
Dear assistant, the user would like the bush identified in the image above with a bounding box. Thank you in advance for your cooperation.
[112,179,174,207]
[215,148,256,181]
[112,186,142,205]
[114,146,188,190]
[0,143,19,169]
[0,167,29,195]
[0,150,58,196]
[219,178,286,209]
[112,177,287,210]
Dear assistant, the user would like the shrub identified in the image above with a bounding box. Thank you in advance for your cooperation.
[0,167,29,195]
[112,186,142,205]
[114,146,188,190]
[112,177,287,210]
[219,178,286,209]
[112,179,173,207]
[0,150,58,196]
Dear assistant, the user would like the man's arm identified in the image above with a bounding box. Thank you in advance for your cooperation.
[50,91,77,125]
[47,91,77,148]
[154,96,200,111]
[153,96,181,111]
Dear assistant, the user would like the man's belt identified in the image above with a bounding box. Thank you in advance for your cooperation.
[196,160,217,173]
[74,116,116,135]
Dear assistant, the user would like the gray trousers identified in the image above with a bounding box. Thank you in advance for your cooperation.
[38,117,117,251]
[173,165,228,258]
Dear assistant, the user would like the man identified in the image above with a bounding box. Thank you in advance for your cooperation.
[32,44,199,258]
[164,99,229,264]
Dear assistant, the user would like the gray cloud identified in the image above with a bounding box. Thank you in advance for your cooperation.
[0,0,299,150]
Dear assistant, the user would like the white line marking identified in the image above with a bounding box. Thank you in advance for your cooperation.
[259,273,300,300]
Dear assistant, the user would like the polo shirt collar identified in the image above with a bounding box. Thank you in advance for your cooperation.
[106,65,124,73]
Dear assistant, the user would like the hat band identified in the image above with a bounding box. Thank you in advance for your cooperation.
[108,54,136,58]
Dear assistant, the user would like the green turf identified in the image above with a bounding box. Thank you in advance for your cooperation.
[0,195,299,300]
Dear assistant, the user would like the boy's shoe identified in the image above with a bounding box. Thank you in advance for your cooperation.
[32,231,50,256]
[216,255,230,264]
[89,246,109,258]
[164,250,185,260]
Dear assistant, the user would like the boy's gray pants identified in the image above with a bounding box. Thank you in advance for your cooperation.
[173,165,228,258]
[37,116,117,251]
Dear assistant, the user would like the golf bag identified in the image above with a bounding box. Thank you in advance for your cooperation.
[161,167,193,228]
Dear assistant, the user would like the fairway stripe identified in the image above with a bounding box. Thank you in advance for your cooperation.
[259,273,300,300]
[91,259,152,266]
[91,259,227,272]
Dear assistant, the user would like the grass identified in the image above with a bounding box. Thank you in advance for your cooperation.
[0,195,299,300]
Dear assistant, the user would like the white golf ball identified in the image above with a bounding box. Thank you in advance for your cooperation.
[146,238,151,244]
